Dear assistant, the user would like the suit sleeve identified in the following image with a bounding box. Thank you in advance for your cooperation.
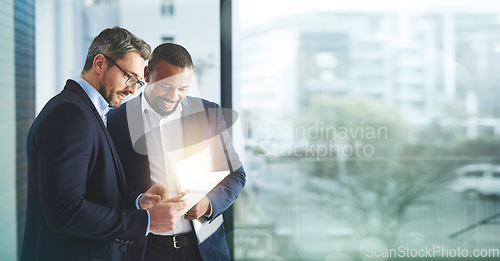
[206,104,246,221]
[34,102,148,243]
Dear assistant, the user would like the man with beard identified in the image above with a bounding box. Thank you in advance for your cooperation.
[21,27,189,261]
[108,43,246,260]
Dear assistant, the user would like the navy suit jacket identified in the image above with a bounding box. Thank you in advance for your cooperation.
[107,95,246,260]
[21,80,149,261]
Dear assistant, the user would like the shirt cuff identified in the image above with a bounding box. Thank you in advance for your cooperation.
[145,210,151,236]
[136,194,150,236]
[135,193,143,209]
[204,199,213,218]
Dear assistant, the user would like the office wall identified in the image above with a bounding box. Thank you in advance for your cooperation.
[0,0,18,259]
[14,0,36,256]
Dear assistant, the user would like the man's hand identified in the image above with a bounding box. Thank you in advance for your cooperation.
[185,196,211,220]
[149,199,189,233]
[139,183,169,210]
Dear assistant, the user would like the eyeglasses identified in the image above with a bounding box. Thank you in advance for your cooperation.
[103,54,145,88]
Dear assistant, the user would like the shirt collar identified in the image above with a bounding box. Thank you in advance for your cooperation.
[71,77,110,119]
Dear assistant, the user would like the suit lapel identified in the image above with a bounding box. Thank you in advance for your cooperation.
[182,97,219,163]
[65,80,127,194]
[126,95,150,155]
[124,96,152,191]
[181,98,197,157]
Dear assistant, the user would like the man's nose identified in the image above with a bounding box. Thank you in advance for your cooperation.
[125,84,137,95]
[165,88,179,101]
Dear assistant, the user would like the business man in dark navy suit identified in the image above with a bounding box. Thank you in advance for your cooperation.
[108,43,246,260]
[21,28,188,261]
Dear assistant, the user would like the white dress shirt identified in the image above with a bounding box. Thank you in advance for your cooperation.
[141,95,192,235]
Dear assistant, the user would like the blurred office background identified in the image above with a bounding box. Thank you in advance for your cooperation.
[2,0,500,260]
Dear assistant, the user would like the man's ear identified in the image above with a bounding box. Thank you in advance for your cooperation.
[144,66,151,83]
[93,54,106,74]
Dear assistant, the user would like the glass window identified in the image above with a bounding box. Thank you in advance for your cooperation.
[161,0,175,16]
[161,36,175,43]
[233,1,500,260]
[463,171,484,177]
[36,0,221,107]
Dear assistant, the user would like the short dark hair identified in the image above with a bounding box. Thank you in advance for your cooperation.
[82,27,151,72]
[148,43,193,72]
